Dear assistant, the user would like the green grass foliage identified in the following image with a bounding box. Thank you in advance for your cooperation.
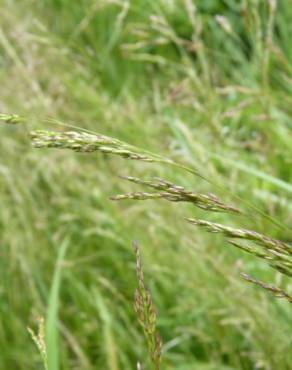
[0,1,292,369]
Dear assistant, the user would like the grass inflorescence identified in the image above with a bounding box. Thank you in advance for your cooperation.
[187,218,292,294]
[133,241,162,370]
[2,0,292,368]
[29,122,292,310]
[111,176,240,214]
[30,130,167,162]
[29,124,292,307]
[241,273,292,304]
[28,317,48,370]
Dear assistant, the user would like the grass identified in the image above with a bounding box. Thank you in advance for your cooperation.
[1,0,292,369]
[46,238,69,370]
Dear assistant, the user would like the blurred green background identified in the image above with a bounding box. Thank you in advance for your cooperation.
[0,0,292,369]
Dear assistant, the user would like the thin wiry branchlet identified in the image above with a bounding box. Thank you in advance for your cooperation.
[0,113,23,124]
[133,241,162,370]
[30,130,157,162]
[187,218,292,256]
[241,273,292,304]
[111,176,240,214]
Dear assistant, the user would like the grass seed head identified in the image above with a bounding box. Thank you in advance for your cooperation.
[30,130,157,162]
[241,273,292,304]
[27,317,48,370]
[112,176,241,214]
[188,218,292,279]
[187,218,292,255]
[133,241,162,370]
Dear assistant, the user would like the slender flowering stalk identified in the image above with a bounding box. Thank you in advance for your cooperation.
[111,176,240,214]
[241,273,292,304]
[133,241,162,370]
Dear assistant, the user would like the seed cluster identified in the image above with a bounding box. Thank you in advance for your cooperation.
[0,113,23,124]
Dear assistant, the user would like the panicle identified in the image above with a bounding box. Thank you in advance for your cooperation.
[111,175,241,214]
[30,130,156,162]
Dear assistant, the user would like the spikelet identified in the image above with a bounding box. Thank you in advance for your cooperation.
[0,113,23,124]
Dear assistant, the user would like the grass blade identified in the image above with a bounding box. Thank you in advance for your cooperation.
[46,238,69,370]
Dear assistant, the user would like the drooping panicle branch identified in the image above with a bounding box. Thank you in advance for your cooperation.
[241,273,292,304]
[187,218,292,256]
[111,176,240,214]
[187,218,292,279]
[30,130,161,162]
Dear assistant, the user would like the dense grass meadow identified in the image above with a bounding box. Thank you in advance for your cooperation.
[1,0,292,369]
